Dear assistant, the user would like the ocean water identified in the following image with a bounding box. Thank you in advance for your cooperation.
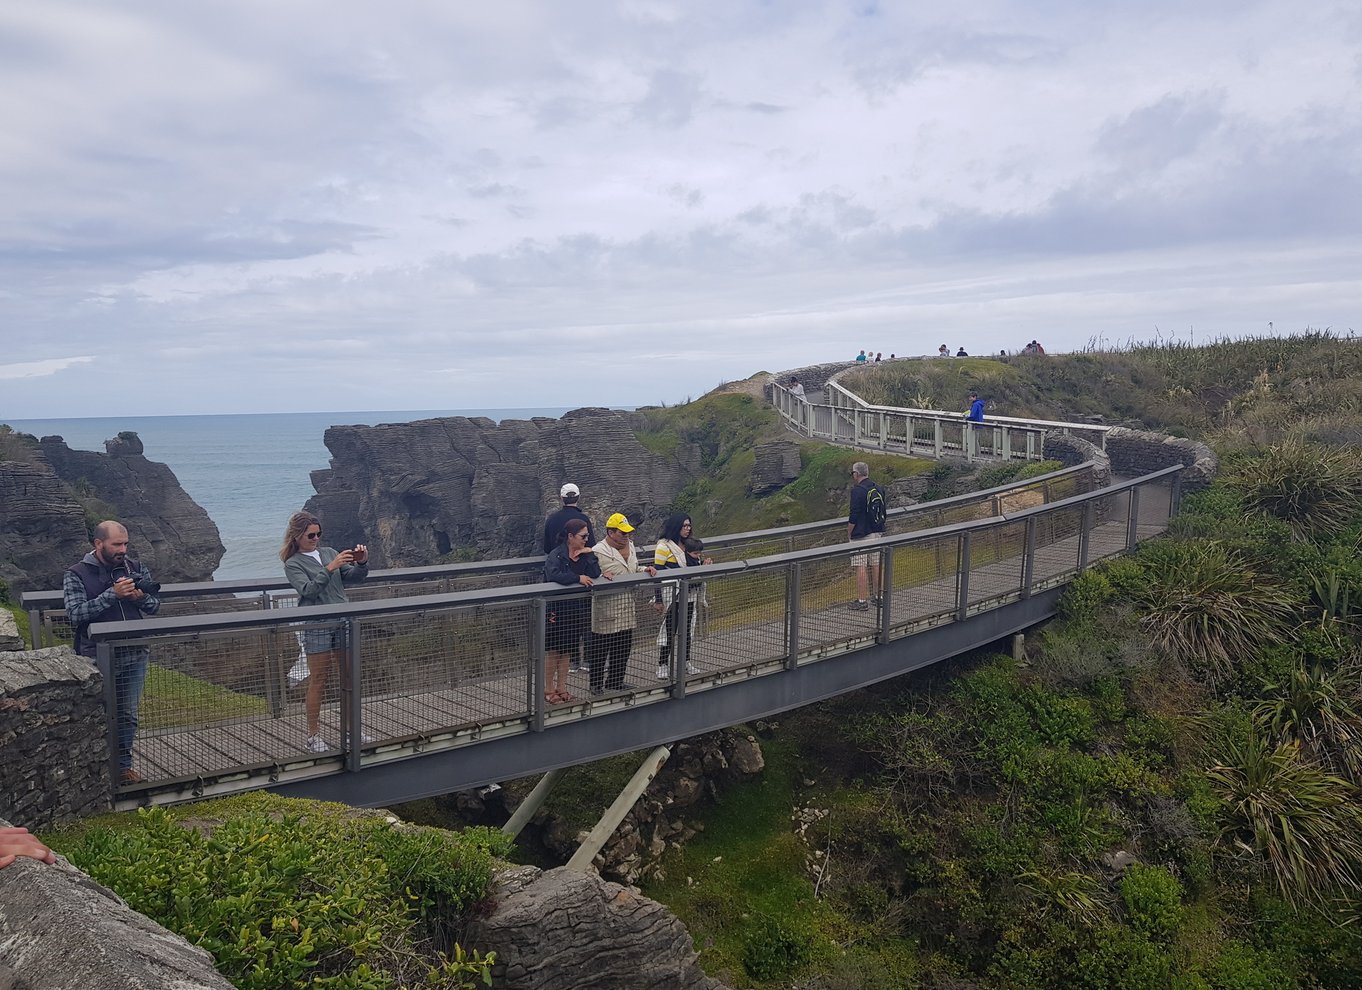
[6,408,571,581]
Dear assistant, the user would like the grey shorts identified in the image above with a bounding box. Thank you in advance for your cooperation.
[301,626,344,655]
[850,531,883,568]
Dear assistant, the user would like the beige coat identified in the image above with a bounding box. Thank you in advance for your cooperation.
[591,538,645,634]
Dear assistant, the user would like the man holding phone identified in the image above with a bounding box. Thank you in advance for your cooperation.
[63,520,161,785]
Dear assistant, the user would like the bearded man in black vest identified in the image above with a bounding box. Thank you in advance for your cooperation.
[62,520,161,785]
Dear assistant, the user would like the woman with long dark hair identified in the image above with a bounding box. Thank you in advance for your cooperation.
[543,517,601,704]
[653,512,710,679]
[281,511,368,753]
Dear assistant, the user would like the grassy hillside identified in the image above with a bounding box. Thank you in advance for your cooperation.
[635,333,1362,989]
[846,330,1362,440]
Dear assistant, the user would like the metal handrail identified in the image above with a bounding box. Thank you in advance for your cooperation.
[20,461,1098,624]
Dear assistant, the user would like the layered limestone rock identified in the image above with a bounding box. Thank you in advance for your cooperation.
[467,866,730,990]
[306,408,704,567]
[0,818,235,990]
[0,431,224,592]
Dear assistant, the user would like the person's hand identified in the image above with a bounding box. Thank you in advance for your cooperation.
[702,557,713,566]
[578,575,594,587]
[0,827,56,869]
[351,544,368,564]
[112,577,138,599]
[644,566,657,577]
[328,550,355,572]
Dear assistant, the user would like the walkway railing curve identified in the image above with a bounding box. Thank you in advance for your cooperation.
[83,464,1182,808]
[22,462,1103,648]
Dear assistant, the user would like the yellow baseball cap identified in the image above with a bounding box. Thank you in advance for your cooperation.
[605,512,635,532]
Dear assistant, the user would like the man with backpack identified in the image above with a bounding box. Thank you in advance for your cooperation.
[847,461,887,611]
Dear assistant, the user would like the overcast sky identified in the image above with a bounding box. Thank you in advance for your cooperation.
[2,1,1360,418]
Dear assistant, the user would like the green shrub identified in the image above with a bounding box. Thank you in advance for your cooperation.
[1119,865,1184,941]
[1233,440,1362,538]
[1253,663,1362,784]
[1206,939,1293,990]
[742,914,813,980]
[1061,571,1116,623]
[1129,541,1298,683]
[53,804,499,990]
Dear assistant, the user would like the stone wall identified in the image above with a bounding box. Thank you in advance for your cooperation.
[1043,432,1113,487]
[1104,428,1218,490]
[0,647,111,829]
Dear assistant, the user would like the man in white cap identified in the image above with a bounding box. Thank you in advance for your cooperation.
[543,482,597,554]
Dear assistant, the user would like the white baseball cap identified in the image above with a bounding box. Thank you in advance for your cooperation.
[560,483,580,498]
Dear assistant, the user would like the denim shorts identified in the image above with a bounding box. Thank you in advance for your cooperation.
[301,625,344,655]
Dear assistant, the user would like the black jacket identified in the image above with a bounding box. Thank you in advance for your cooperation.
[543,506,596,554]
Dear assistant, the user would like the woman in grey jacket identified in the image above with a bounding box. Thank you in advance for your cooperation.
[281,511,368,753]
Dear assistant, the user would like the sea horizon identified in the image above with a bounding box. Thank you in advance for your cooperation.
[6,407,590,582]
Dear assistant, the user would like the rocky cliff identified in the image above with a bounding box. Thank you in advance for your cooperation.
[306,408,705,567]
[0,430,224,593]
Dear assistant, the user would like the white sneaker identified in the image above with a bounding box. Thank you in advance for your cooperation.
[687,662,701,675]
[305,735,328,754]
[657,663,669,680]
[359,732,375,745]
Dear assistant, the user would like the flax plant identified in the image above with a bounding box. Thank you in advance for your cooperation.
[1255,664,1362,784]
[1131,542,1297,683]
[1233,439,1362,538]
[1206,726,1362,906]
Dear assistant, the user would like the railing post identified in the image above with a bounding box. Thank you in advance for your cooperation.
[785,562,801,669]
[671,578,690,699]
[95,641,120,793]
[1021,517,1036,598]
[531,598,546,732]
[877,546,893,644]
[1170,470,1184,518]
[28,607,41,649]
[879,411,887,449]
[1126,485,1142,551]
[1079,502,1094,568]
[933,419,942,458]
[1001,428,1012,461]
[344,618,363,772]
[854,411,863,446]
[956,532,972,621]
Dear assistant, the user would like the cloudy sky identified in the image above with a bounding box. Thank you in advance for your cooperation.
[2,1,1360,418]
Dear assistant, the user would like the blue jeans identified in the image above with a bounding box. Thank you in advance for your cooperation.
[112,646,150,771]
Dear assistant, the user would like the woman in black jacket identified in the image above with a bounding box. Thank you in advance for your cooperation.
[543,518,601,703]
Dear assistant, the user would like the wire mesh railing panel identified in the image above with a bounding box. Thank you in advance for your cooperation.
[1088,489,1132,562]
[884,414,909,451]
[796,552,881,649]
[356,600,534,741]
[967,522,1027,607]
[689,564,790,676]
[1028,506,1085,586]
[123,622,333,785]
[1135,476,1175,537]
[887,535,961,627]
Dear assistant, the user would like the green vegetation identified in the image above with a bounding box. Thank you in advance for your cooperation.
[138,664,270,729]
[632,333,1362,988]
[44,792,509,990]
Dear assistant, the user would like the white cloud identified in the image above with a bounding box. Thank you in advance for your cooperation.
[1,1,1360,417]
[0,355,95,380]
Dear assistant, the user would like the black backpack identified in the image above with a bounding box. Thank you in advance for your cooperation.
[864,482,887,531]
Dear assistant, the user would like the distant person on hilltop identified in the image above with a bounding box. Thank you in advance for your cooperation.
[874,352,882,362]
[281,511,369,754]
[63,520,162,786]
[956,346,969,357]
[855,349,868,362]
[937,344,950,357]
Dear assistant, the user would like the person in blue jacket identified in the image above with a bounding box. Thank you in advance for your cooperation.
[543,518,601,703]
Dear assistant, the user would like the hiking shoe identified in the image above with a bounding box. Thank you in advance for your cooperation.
[657,663,670,680]
[687,662,701,675]
[305,735,328,754]
[568,661,582,673]
[871,595,884,608]
[120,768,144,785]
[848,600,870,611]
